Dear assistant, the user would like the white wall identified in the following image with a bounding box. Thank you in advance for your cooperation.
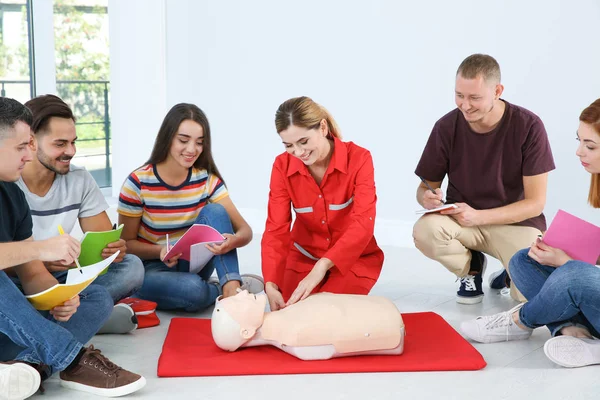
[108,0,167,191]
[109,0,600,246]
[31,0,57,96]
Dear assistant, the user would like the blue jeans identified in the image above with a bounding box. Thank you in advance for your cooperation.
[0,271,113,374]
[510,248,600,337]
[136,203,243,312]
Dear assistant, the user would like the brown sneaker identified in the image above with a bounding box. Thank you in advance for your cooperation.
[0,361,41,400]
[59,346,146,397]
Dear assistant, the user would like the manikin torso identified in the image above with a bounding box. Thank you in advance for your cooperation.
[211,292,405,361]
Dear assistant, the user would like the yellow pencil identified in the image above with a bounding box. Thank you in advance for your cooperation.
[57,224,83,274]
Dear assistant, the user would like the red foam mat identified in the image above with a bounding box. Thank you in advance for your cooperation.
[157,311,486,377]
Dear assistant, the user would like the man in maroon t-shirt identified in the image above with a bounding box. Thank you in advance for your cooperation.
[413,54,555,304]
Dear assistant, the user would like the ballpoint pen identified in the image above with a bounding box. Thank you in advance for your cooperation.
[419,176,445,204]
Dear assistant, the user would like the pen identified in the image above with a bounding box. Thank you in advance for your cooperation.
[58,224,83,274]
[166,233,170,252]
[419,176,445,204]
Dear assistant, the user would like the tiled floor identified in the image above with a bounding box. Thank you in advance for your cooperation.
[39,240,600,400]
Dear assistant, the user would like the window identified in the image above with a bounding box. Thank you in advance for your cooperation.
[54,0,111,187]
[0,0,34,103]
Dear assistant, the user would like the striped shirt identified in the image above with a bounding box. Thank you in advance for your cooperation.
[117,164,228,245]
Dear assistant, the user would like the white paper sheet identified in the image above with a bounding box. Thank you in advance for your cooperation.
[189,243,218,274]
[66,251,120,284]
[415,204,458,215]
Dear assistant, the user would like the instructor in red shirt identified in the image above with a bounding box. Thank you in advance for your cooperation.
[261,96,384,311]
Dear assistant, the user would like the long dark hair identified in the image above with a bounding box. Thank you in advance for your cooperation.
[147,103,225,184]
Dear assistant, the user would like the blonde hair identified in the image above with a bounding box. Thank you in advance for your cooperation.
[275,96,341,139]
[580,98,600,208]
[456,53,501,84]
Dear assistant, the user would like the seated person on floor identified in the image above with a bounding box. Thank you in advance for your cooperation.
[0,97,145,399]
[14,94,145,335]
[211,290,405,360]
[117,103,263,313]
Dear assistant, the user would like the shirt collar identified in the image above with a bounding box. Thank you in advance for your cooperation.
[286,136,348,177]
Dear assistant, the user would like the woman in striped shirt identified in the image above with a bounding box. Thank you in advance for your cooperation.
[118,103,263,312]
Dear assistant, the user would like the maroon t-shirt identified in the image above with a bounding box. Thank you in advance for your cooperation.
[415,100,555,231]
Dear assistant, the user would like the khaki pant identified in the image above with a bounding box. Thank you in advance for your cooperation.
[412,214,542,302]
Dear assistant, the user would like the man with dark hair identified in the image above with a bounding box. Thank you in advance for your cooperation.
[15,94,145,334]
[413,54,555,304]
[0,97,145,399]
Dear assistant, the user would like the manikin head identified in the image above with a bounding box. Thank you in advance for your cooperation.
[211,290,268,351]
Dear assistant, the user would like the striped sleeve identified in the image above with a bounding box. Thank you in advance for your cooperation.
[118,172,144,217]
[207,174,229,203]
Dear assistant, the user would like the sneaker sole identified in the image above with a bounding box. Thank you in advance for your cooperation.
[456,255,487,304]
[0,363,40,400]
[60,375,146,397]
[456,294,484,305]
[544,336,600,368]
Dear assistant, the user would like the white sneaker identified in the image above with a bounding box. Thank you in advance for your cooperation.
[544,336,600,368]
[0,362,40,400]
[208,274,265,294]
[240,273,265,294]
[460,304,533,343]
[97,304,138,334]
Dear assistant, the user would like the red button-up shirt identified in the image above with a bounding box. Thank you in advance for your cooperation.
[261,137,383,289]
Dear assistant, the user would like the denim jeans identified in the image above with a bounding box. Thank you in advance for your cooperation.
[510,248,600,337]
[0,271,113,374]
[136,203,243,312]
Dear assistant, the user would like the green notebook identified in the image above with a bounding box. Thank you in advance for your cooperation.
[78,224,124,273]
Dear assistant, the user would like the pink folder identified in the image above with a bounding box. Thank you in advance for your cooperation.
[542,210,600,265]
[163,224,225,272]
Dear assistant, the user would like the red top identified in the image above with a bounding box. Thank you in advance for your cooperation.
[261,136,383,288]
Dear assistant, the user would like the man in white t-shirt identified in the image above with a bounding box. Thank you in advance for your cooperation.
[14,94,144,334]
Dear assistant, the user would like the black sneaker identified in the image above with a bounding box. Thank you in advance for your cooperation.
[456,250,487,304]
[488,269,511,290]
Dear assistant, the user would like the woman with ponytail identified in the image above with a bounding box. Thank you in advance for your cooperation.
[261,96,384,311]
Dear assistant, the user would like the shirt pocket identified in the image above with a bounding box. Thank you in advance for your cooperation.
[292,205,314,214]
[328,196,353,226]
[328,196,353,211]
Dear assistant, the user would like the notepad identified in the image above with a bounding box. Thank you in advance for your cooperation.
[25,251,120,310]
[163,224,225,274]
[78,224,124,275]
[542,210,600,265]
[415,204,458,215]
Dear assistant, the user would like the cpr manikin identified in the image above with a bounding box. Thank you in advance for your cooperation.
[211,290,405,360]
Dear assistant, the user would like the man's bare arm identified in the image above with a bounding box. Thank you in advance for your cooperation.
[13,259,60,296]
[478,173,548,226]
[0,235,80,271]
